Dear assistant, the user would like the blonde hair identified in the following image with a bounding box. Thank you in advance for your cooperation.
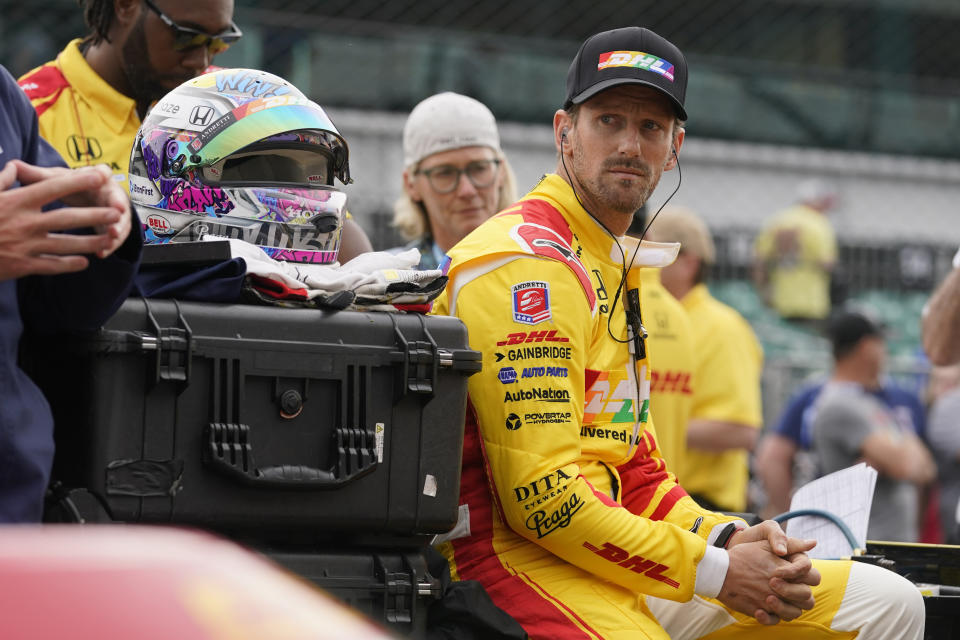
[392,152,519,241]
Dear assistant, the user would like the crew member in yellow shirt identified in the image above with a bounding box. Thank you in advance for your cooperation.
[651,207,763,513]
[628,210,696,473]
[19,0,240,184]
[753,179,838,323]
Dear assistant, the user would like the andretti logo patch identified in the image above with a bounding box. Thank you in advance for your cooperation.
[512,281,551,325]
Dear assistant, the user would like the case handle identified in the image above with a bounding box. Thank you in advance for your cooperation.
[205,423,378,488]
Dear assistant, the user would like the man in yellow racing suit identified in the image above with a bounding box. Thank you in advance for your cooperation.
[432,26,924,640]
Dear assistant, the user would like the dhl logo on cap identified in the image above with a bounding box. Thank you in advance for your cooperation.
[597,50,675,82]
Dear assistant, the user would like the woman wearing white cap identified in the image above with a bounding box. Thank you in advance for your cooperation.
[392,92,517,270]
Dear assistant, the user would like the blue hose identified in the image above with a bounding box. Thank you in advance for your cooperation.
[772,508,861,554]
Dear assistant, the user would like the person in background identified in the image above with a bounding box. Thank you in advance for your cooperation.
[18,0,240,183]
[628,208,696,472]
[753,179,838,326]
[17,0,371,261]
[0,64,141,522]
[391,92,517,270]
[811,311,935,542]
[923,246,960,365]
[920,364,960,543]
[753,381,823,520]
[650,206,764,514]
[755,368,926,520]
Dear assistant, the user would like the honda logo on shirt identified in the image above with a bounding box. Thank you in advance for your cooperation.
[65,135,102,163]
[189,105,215,126]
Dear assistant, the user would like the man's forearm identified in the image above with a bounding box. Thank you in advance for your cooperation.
[923,264,960,365]
[903,435,936,485]
[754,435,797,518]
[687,419,759,452]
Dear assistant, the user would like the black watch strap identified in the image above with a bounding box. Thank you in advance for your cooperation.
[713,522,738,549]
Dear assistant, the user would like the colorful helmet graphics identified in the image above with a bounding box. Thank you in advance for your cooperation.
[129,68,351,264]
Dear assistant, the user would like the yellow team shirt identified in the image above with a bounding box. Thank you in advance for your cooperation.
[679,283,763,512]
[754,204,837,320]
[639,267,695,474]
[19,39,140,187]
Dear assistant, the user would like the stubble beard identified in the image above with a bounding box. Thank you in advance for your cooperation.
[571,147,657,216]
[120,18,162,107]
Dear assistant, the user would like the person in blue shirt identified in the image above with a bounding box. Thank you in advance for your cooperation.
[0,64,141,522]
[755,334,925,519]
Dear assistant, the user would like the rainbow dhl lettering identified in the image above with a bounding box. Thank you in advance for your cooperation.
[597,50,675,82]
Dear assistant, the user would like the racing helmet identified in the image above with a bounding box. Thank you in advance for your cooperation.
[129,68,351,264]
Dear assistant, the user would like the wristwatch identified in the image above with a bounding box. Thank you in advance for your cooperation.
[713,522,739,549]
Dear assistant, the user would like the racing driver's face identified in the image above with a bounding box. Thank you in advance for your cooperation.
[559,84,683,234]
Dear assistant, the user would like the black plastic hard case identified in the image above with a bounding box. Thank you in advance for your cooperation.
[266,548,441,637]
[29,297,480,545]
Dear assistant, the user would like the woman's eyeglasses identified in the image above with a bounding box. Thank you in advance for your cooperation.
[416,159,501,194]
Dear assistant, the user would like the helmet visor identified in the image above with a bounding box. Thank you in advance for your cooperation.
[202,146,333,187]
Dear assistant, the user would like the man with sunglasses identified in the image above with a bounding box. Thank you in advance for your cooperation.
[392,92,517,270]
[18,0,240,187]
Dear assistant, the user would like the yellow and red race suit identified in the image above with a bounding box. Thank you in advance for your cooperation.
[434,174,924,639]
[433,174,740,636]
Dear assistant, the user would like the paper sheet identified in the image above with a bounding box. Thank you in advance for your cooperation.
[785,462,878,559]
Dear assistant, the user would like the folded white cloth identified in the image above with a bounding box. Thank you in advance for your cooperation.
[209,238,446,307]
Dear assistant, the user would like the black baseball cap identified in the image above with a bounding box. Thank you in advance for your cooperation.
[826,311,885,359]
[564,26,688,120]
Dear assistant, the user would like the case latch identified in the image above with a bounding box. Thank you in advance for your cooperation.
[390,315,440,396]
[141,298,193,385]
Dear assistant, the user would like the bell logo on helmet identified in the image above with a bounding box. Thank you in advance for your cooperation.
[146,214,173,235]
[189,105,215,126]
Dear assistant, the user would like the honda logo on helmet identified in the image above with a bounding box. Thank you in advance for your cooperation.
[189,105,215,126]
